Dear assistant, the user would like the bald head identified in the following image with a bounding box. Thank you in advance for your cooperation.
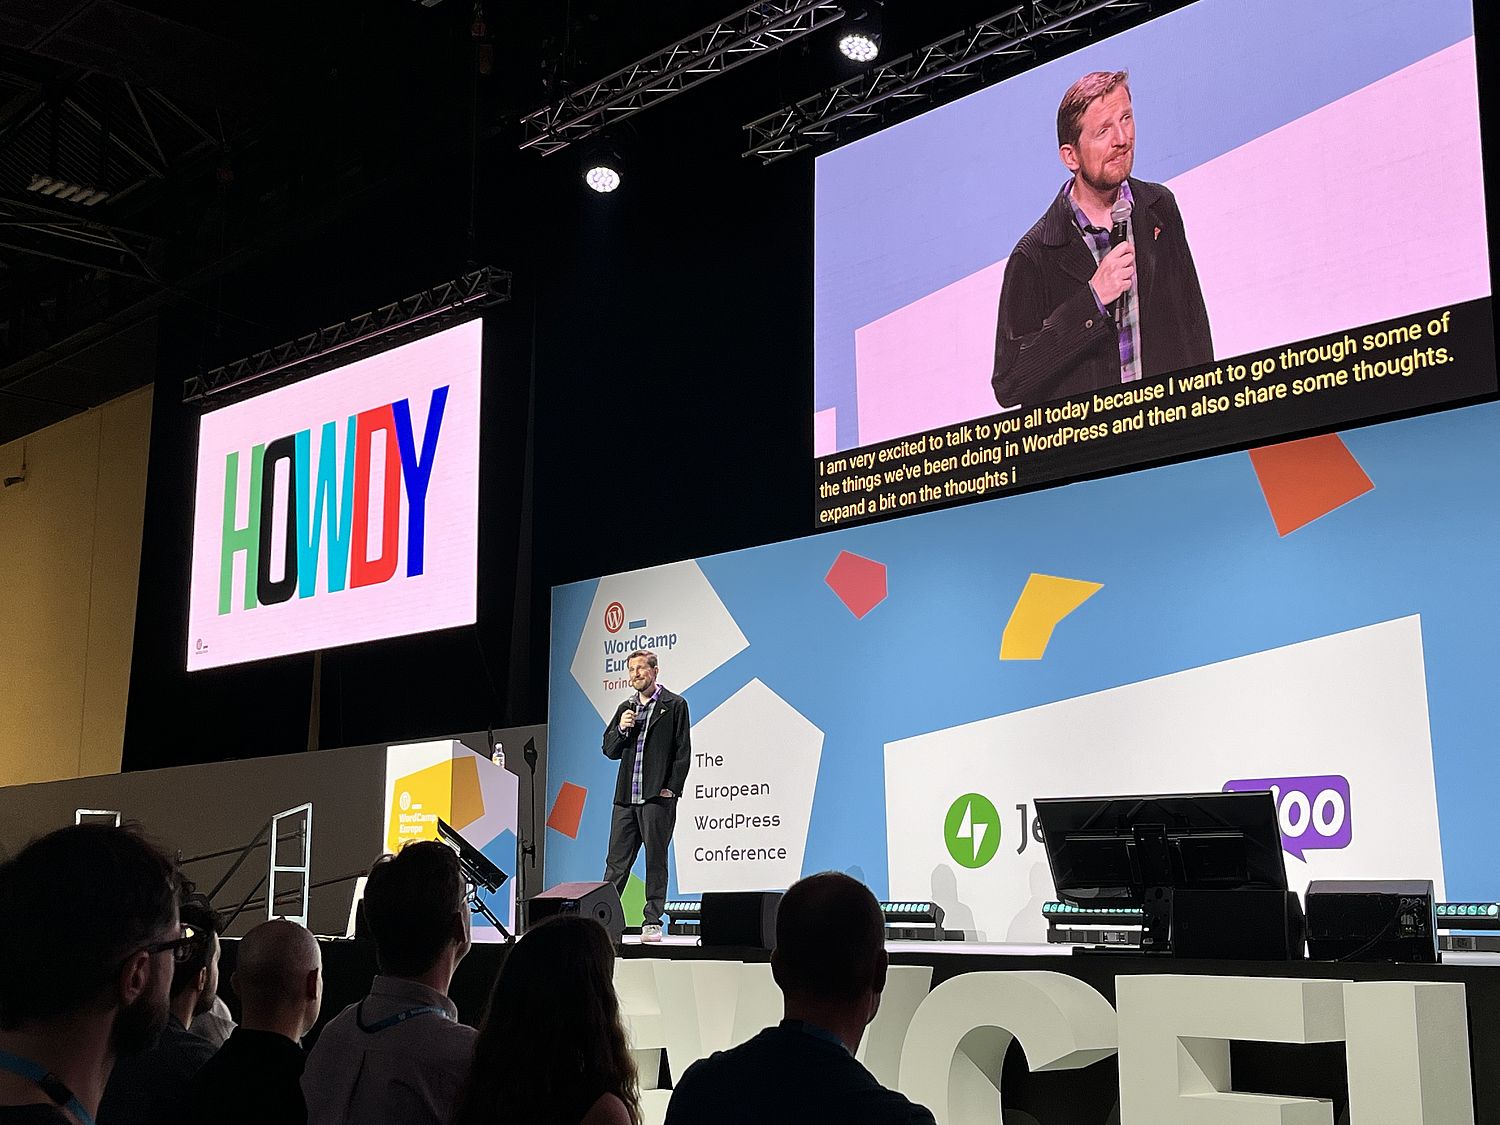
[233,920,322,1039]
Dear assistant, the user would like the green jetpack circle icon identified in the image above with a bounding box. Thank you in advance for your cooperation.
[944,792,1002,869]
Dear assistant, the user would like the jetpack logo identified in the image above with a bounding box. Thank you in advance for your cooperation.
[218,387,447,614]
[944,793,1002,869]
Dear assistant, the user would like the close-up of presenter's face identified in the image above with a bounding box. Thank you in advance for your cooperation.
[628,656,658,694]
[1062,85,1135,192]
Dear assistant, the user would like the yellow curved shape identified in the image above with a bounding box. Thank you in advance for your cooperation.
[999,574,1103,661]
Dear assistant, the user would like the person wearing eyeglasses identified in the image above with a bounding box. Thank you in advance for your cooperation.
[96,897,223,1125]
[0,824,181,1125]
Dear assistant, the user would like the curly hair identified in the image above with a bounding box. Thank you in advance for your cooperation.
[453,915,640,1125]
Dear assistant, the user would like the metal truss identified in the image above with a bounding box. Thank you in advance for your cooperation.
[520,0,848,156]
[182,267,512,402]
[744,0,1152,162]
[0,192,161,282]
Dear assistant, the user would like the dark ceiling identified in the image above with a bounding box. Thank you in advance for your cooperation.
[0,0,1159,445]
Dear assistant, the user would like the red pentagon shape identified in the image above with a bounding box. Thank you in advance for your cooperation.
[825,550,888,619]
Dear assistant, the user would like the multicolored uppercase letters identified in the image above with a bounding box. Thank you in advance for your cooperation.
[218,386,449,614]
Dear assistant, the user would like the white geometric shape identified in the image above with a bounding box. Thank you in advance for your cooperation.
[614,960,671,1125]
[884,616,1444,941]
[675,678,824,893]
[570,558,749,723]
[729,963,782,1045]
[1117,975,1345,1125]
[898,970,1118,1124]
[856,965,934,1089]
[1343,981,1475,1125]
[650,960,746,1074]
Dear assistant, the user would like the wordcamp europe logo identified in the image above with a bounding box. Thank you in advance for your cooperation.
[604,601,626,634]
[1223,774,1352,861]
[217,387,449,615]
[944,793,1002,869]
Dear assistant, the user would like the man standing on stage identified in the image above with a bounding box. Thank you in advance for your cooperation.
[991,70,1212,407]
[602,650,692,942]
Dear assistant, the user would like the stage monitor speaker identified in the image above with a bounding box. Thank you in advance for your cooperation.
[700,891,782,949]
[527,881,624,945]
[1172,888,1305,960]
[1305,879,1437,963]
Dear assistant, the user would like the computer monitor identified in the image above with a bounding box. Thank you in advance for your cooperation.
[1035,791,1288,952]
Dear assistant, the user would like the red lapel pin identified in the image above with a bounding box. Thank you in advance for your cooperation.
[1154,225,1162,241]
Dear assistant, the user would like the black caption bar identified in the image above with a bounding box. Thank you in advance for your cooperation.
[815,298,1496,527]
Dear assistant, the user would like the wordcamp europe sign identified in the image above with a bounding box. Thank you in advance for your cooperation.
[186,320,482,671]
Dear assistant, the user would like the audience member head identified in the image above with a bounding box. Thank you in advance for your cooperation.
[0,824,180,1112]
[233,919,323,1041]
[169,896,223,1026]
[453,916,640,1125]
[771,872,888,1042]
[361,841,470,985]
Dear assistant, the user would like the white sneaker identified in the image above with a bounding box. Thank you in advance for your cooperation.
[641,924,663,942]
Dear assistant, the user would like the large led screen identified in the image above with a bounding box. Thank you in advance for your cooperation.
[186,319,482,671]
[813,0,1493,525]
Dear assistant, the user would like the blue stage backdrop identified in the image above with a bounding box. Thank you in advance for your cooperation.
[546,402,1500,936]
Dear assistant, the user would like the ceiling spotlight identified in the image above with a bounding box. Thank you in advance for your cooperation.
[838,31,880,62]
[838,3,882,63]
[584,162,622,194]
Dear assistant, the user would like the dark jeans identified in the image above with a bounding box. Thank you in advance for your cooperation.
[603,797,677,927]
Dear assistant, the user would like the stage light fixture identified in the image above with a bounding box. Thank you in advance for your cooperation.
[838,3,882,62]
[838,30,880,61]
[585,163,622,193]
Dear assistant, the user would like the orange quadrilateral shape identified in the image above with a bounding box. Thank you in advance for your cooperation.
[547,782,588,839]
[1249,434,1374,537]
[449,755,485,830]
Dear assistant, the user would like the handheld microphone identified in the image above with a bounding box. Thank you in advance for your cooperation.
[1109,197,1133,322]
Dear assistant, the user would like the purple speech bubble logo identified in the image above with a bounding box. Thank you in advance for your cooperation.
[1223,774,1352,861]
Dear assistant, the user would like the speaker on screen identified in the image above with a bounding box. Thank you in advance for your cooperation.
[700,891,782,949]
[526,881,624,945]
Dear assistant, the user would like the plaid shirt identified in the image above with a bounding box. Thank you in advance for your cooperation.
[1069,180,1143,383]
[629,684,661,804]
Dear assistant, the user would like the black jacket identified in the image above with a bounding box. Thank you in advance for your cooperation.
[991,177,1213,407]
[665,1022,936,1125]
[602,686,692,805]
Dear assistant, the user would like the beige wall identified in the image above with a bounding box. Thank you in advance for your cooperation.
[0,388,153,785]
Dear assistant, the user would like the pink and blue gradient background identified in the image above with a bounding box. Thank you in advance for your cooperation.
[812,0,1488,456]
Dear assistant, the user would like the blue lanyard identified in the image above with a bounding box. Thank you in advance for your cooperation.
[0,1049,95,1125]
[354,1002,453,1033]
